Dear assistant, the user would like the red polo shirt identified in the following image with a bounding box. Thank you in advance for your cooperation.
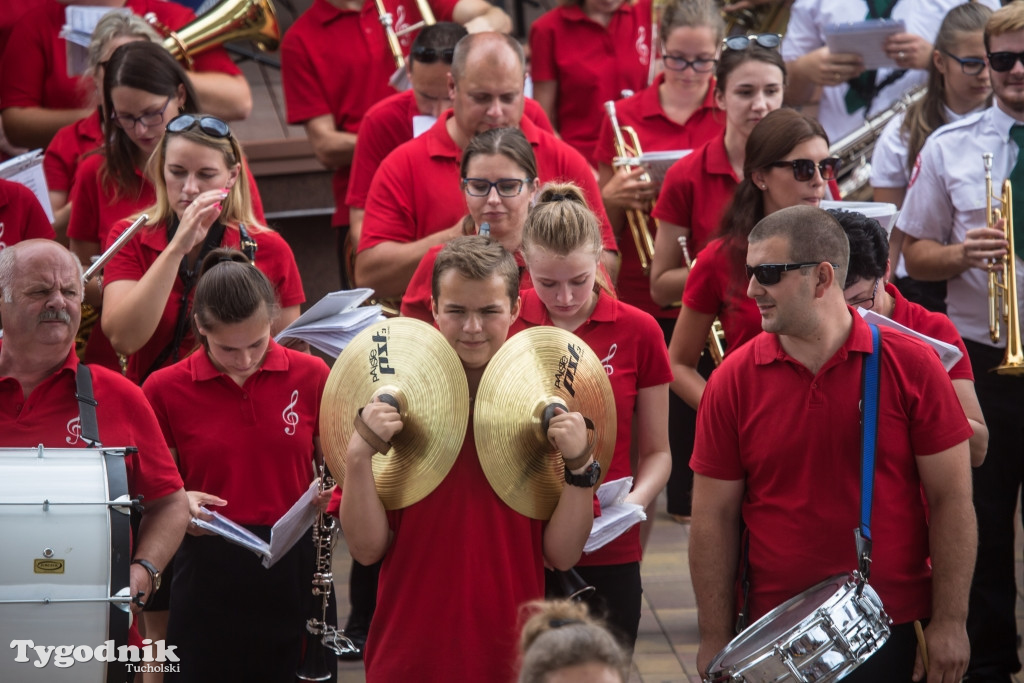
[652,133,739,255]
[510,289,672,566]
[692,313,973,625]
[143,341,329,526]
[887,283,973,381]
[103,220,304,384]
[281,0,457,227]
[0,178,55,248]
[346,91,554,211]
[359,111,618,260]
[682,236,762,355]
[529,0,653,162]
[45,110,103,195]
[0,0,240,113]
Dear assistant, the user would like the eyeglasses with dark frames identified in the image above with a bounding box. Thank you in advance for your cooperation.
[662,54,718,72]
[846,278,880,309]
[411,45,455,65]
[111,96,172,132]
[940,49,986,75]
[745,261,827,286]
[462,178,532,197]
[722,33,782,52]
[166,114,232,138]
[765,157,842,182]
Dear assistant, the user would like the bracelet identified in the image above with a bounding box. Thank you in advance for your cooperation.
[354,408,392,455]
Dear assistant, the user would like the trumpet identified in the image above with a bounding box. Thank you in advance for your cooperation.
[604,100,656,274]
[982,153,1024,375]
[147,0,280,70]
[678,235,726,366]
[296,465,359,681]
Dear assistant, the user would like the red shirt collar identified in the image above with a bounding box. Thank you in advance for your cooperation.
[752,306,874,368]
[427,109,546,162]
[191,338,289,382]
[519,288,618,327]
[561,2,632,24]
[636,74,718,122]
[706,132,737,179]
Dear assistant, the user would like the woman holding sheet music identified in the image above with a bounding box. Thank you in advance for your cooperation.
[142,248,333,682]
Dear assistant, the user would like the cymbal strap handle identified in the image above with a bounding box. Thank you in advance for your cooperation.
[354,408,392,455]
[377,393,400,410]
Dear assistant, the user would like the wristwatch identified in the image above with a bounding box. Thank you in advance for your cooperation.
[131,558,162,593]
[564,461,601,488]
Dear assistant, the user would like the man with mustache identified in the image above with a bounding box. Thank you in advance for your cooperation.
[0,240,188,633]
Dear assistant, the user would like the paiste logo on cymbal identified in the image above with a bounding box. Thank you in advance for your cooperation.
[368,327,396,382]
[553,343,583,397]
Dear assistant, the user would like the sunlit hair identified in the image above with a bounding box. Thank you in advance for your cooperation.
[902,3,992,174]
[461,127,538,181]
[984,0,1024,51]
[749,205,849,287]
[827,209,888,287]
[86,13,159,77]
[192,248,279,347]
[143,117,260,230]
[0,241,83,303]
[660,0,725,48]
[522,183,604,258]
[101,42,200,200]
[450,31,525,83]
[431,235,520,305]
[517,600,628,683]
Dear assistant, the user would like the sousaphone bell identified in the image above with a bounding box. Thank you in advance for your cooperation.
[319,318,470,509]
[474,327,616,520]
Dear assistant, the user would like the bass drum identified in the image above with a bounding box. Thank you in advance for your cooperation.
[706,574,891,683]
[0,447,134,682]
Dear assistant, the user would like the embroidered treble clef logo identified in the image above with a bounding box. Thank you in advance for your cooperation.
[600,343,617,376]
[66,417,82,445]
[282,390,299,436]
[395,5,411,47]
[636,27,650,67]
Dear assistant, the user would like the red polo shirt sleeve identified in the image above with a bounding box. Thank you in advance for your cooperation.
[346,90,419,211]
[0,178,56,244]
[45,113,103,195]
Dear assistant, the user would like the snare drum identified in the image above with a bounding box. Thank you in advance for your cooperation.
[706,574,891,683]
[0,446,134,682]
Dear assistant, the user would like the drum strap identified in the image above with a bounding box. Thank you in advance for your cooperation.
[856,324,882,589]
[75,363,101,447]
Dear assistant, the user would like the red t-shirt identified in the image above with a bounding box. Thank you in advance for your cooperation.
[887,282,973,381]
[0,0,240,112]
[44,110,103,195]
[103,220,305,384]
[593,74,724,318]
[692,313,973,625]
[358,112,618,261]
[0,178,56,248]
[365,422,546,681]
[143,341,329,526]
[529,0,653,161]
[281,0,457,227]
[509,289,672,565]
[682,236,762,355]
[652,133,739,254]
[346,91,554,211]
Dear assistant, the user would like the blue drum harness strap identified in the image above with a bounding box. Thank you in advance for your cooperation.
[856,324,881,593]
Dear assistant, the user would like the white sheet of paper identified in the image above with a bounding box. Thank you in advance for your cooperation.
[413,115,436,138]
[61,6,131,76]
[274,289,383,358]
[819,200,900,236]
[825,19,906,70]
[859,309,964,372]
[0,150,54,222]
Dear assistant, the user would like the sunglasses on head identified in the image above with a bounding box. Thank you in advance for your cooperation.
[766,157,842,182]
[166,114,231,138]
[411,45,455,64]
[745,262,825,286]
[987,50,1024,72]
[722,33,782,51]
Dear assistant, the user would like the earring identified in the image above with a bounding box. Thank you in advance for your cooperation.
[761,185,767,190]
[178,105,185,114]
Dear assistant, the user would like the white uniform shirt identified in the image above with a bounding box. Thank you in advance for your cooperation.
[898,103,1024,346]
[782,0,998,141]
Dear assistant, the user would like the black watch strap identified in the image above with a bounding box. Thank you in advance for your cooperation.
[564,461,601,488]
[132,558,161,592]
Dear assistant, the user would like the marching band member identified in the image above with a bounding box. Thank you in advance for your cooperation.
[691,206,975,683]
[0,179,55,251]
[401,127,540,321]
[517,600,629,683]
[340,235,595,681]
[513,183,672,652]
[871,2,992,314]
[668,109,835,411]
[142,249,333,682]
[529,0,653,162]
[898,4,1024,677]
[101,114,303,384]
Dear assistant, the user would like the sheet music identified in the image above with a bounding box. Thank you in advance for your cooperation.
[615,150,692,186]
[819,200,900,235]
[274,289,384,358]
[859,309,964,372]
[0,150,54,222]
[584,477,646,553]
[61,6,131,76]
[825,19,906,70]
[413,115,435,138]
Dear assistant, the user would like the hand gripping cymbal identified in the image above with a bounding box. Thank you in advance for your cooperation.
[319,318,470,509]
[475,327,616,520]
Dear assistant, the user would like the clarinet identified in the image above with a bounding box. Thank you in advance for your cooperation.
[296,465,358,681]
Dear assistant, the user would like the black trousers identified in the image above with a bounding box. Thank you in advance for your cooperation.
[546,562,643,653]
[963,339,1023,677]
[841,621,918,683]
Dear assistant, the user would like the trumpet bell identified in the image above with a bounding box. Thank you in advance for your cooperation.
[160,0,281,68]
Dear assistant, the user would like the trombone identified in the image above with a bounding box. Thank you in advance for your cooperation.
[604,100,656,274]
[374,0,437,71]
[982,152,1024,375]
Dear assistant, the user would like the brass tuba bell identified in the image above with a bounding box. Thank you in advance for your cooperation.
[149,0,281,70]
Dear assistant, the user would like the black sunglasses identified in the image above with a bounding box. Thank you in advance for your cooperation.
[723,33,782,51]
[940,49,986,76]
[766,157,842,182]
[166,114,231,138]
[987,51,1024,72]
[411,45,455,65]
[745,262,823,286]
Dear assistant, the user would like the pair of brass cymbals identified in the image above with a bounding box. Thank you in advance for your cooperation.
[320,321,615,518]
